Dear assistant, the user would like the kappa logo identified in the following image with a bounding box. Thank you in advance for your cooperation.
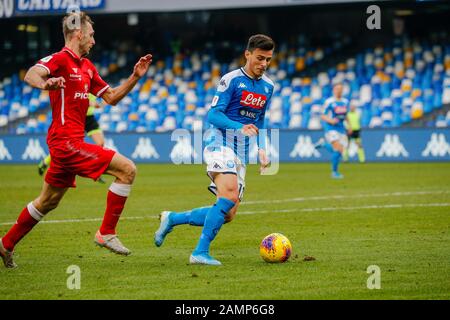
[22,139,47,160]
[0,140,12,161]
[104,138,118,152]
[170,136,198,164]
[289,135,321,158]
[213,162,222,169]
[238,82,247,89]
[347,139,359,159]
[421,133,450,157]
[131,137,160,159]
[376,134,409,158]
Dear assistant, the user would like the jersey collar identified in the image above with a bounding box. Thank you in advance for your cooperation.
[62,46,83,61]
[240,67,262,81]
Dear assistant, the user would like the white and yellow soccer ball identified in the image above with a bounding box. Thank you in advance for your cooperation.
[260,233,292,263]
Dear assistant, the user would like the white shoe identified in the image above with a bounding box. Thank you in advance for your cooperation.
[94,231,131,256]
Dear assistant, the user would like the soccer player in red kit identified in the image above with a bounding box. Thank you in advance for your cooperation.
[0,12,152,268]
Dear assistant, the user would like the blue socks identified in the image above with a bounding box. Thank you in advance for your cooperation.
[193,197,236,254]
[170,207,211,226]
[332,150,342,173]
[324,142,334,153]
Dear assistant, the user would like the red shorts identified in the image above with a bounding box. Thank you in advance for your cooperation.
[45,140,116,188]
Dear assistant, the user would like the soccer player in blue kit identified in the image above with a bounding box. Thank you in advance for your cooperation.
[153,34,275,265]
[314,83,349,179]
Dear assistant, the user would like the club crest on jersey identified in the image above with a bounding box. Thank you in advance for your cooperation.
[87,69,93,79]
[72,68,78,73]
[240,90,266,109]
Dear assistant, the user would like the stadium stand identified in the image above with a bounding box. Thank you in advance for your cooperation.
[1,31,450,134]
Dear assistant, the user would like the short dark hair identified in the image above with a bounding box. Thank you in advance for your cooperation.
[246,34,275,52]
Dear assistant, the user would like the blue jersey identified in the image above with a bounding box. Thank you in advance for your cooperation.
[322,97,349,133]
[205,68,274,163]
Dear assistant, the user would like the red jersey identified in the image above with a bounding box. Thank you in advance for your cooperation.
[36,47,109,148]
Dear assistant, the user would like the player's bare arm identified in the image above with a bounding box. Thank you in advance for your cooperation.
[102,54,152,106]
[258,148,270,173]
[24,65,66,90]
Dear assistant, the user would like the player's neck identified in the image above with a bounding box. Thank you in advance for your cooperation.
[242,65,259,79]
[64,42,82,59]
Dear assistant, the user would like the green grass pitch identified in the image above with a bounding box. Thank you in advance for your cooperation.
[0,162,449,299]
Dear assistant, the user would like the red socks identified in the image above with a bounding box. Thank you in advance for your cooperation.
[99,183,131,235]
[2,203,43,251]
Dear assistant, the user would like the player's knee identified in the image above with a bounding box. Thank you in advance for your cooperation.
[225,204,239,223]
[36,195,61,213]
[121,160,137,184]
[222,191,239,205]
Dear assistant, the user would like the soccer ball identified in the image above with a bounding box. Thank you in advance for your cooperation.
[260,233,292,263]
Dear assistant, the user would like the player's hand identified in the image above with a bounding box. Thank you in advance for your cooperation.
[329,118,339,125]
[241,124,259,136]
[43,77,65,90]
[132,54,153,78]
[258,148,270,174]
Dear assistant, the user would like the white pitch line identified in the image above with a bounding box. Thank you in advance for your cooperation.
[238,202,450,215]
[241,190,450,205]
[0,203,448,226]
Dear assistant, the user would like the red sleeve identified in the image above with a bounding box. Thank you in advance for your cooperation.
[89,64,110,97]
[35,53,62,76]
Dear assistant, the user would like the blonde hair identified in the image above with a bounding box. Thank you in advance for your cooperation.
[62,11,94,41]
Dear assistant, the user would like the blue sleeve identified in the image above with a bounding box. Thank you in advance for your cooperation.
[207,76,243,130]
[207,107,244,130]
[256,112,267,150]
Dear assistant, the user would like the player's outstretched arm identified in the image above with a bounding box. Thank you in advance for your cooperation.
[102,54,152,106]
[24,66,65,90]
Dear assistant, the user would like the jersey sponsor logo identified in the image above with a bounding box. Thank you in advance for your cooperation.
[240,91,266,109]
[239,108,258,119]
[238,82,247,89]
[21,139,47,160]
[131,137,160,159]
[0,140,12,161]
[69,73,82,81]
[170,136,197,163]
[289,135,321,158]
[376,134,409,158]
[421,133,450,157]
[74,92,89,99]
